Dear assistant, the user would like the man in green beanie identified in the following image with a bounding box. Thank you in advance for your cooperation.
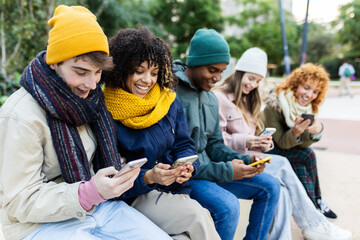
[174,29,280,240]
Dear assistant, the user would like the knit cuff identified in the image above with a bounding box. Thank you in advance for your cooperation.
[78,177,106,211]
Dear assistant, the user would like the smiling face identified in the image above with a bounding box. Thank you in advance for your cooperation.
[50,57,102,99]
[241,72,263,95]
[125,61,158,98]
[295,80,320,106]
[188,63,228,92]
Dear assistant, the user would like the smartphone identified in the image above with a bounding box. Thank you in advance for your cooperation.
[249,156,272,167]
[258,128,276,137]
[113,158,148,177]
[172,155,198,168]
[301,113,315,126]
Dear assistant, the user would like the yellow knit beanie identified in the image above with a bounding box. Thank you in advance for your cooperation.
[46,5,109,65]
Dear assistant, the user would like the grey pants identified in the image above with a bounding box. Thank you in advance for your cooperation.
[131,190,221,240]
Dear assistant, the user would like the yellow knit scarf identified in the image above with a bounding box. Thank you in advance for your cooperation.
[103,83,176,129]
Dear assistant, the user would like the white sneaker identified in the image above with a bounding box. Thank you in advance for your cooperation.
[303,220,352,240]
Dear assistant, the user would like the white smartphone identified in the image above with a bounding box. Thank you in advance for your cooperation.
[258,127,276,137]
[113,158,148,177]
[172,155,198,168]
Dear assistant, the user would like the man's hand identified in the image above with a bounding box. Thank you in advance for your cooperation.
[93,166,140,200]
[231,159,258,180]
[249,154,267,174]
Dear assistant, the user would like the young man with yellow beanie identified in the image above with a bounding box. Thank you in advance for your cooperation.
[0,5,171,240]
[174,29,280,240]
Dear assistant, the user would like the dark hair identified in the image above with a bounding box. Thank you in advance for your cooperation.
[101,26,176,90]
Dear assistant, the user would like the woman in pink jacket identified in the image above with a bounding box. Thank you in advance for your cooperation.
[212,48,352,240]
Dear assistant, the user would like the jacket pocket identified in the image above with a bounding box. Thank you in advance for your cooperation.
[225,109,243,121]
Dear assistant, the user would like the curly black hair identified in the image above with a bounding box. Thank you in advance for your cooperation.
[101,26,176,90]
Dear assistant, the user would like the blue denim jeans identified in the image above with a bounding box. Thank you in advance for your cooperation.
[264,154,326,240]
[22,201,171,240]
[190,172,280,240]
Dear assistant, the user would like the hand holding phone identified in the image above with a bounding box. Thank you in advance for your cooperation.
[301,113,315,126]
[172,155,198,168]
[258,128,276,137]
[113,158,148,177]
[249,156,272,167]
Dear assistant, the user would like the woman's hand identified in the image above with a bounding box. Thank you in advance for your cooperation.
[292,116,311,138]
[93,166,140,200]
[247,135,273,152]
[306,119,323,134]
[175,163,194,184]
[144,163,185,186]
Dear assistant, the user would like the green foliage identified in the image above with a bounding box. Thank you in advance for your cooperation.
[224,0,301,66]
[149,0,224,60]
[320,57,342,79]
[305,22,335,63]
[333,0,360,58]
[87,0,158,37]
[0,0,84,97]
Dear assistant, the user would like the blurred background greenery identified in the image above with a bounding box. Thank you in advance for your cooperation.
[1,0,360,106]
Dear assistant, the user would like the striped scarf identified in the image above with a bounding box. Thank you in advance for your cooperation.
[20,51,121,183]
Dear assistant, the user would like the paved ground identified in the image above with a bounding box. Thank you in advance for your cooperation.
[1,84,359,239]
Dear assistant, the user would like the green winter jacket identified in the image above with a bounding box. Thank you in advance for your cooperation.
[173,60,251,182]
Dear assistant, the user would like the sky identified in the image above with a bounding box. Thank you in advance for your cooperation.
[292,0,352,23]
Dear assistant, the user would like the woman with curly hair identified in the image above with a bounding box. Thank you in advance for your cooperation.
[101,26,220,240]
[262,63,337,220]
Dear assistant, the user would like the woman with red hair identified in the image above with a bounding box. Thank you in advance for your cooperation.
[263,63,336,219]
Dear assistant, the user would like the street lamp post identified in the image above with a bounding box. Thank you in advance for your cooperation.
[300,0,310,65]
[278,0,291,75]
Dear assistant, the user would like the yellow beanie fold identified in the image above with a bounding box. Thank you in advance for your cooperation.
[46,5,109,64]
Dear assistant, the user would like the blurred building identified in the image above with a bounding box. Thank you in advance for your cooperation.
[220,0,293,36]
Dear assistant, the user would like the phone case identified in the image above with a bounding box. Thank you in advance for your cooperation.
[249,156,272,166]
[172,155,198,168]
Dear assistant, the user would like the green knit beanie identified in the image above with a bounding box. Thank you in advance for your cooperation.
[186,29,230,67]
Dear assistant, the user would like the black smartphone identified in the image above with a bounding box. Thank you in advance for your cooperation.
[301,113,315,126]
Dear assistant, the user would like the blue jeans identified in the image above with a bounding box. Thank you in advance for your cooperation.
[22,201,171,240]
[264,154,325,240]
[190,172,280,240]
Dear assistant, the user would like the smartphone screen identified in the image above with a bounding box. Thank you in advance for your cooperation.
[258,128,276,137]
[113,158,148,177]
[301,113,314,125]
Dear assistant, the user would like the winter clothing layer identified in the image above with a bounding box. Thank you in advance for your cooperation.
[213,89,273,155]
[103,83,176,129]
[262,91,322,149]
[46,5,109,64]
[186,29,230,67]
[173,60,250,182]
[21,52,121,183]
[113,97,199,201]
